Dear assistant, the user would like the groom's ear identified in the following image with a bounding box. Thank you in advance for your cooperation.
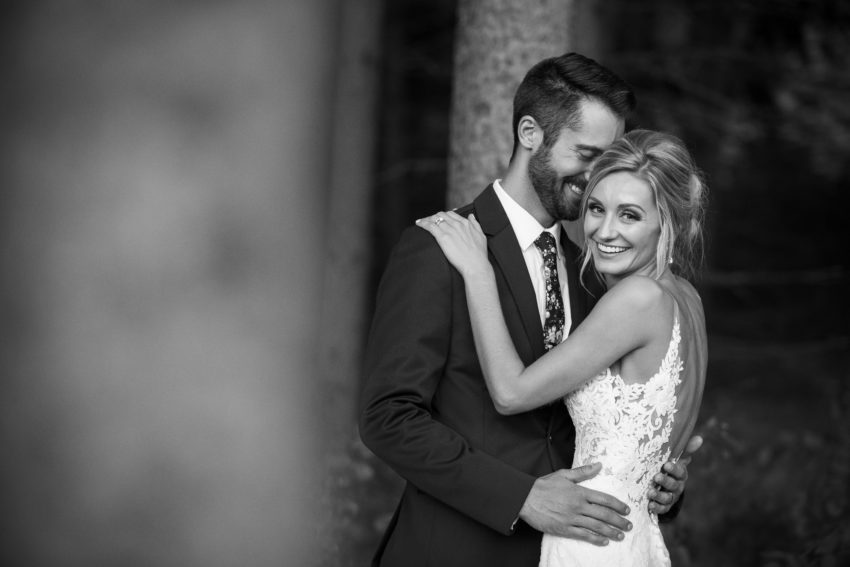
[517,115,540,152]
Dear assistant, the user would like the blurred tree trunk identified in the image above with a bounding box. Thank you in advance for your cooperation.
[447,0,577,207]
[318,0,382,441]
[573,0,603,60]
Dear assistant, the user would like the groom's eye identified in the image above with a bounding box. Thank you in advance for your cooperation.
[575,147,601,162]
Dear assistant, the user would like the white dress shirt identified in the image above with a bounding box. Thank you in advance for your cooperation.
[492,180,572,339]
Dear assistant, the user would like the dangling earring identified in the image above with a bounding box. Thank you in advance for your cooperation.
[668,255,673,264]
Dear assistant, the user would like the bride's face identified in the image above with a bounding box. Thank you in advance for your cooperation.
[583,171,661,285]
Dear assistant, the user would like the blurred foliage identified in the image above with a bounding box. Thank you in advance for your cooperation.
[601,0,850,278]
[319,436,403,567]
[663,408,850,566]
[610,0,850,175]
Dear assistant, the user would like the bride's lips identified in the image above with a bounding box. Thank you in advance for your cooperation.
[595,241,629,254]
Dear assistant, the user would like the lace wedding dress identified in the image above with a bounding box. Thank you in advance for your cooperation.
[539,315,684,567]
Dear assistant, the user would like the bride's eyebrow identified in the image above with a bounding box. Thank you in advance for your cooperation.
[617,203,648,214]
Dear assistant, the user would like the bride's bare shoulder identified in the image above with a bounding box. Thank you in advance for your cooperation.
[591,276,676,338]
[600,275,671,313]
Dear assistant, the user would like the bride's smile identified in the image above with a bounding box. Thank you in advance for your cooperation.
[594,242,629,254]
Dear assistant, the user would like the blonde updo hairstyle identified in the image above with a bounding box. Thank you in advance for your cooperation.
[580,129,707,283]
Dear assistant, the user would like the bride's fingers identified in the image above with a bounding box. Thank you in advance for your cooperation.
[432,212,455,229]
[416,213,450,229]
[414,216,446,236]
[446,210,481,234]
[416,211,483,244]
[442,211,484,238]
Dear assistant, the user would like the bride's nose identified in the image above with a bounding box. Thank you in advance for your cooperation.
[597,214,618,240]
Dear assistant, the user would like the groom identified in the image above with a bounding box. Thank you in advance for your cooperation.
[359,53,695,567]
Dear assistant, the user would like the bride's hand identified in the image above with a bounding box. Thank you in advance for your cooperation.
[415,211,490,279]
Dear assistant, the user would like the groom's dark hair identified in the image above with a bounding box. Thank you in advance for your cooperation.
[511,53,636,155]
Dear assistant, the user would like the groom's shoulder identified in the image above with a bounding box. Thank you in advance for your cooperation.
[391,220,448,265]
[456,184,499,219]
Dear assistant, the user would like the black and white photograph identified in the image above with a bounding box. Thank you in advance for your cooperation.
[2,1,848,566]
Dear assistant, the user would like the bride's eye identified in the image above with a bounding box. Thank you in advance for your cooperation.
[621,209,641,222]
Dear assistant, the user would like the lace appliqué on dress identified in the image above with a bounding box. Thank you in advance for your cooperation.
[565,318,684,510]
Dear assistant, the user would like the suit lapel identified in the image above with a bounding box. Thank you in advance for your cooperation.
[473,187,545,365]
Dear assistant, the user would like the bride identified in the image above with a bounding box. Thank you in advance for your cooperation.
[417,129,708,567]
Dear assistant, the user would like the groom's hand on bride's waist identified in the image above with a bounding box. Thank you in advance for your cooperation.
[648,435,703,515]
[518,462,632,546]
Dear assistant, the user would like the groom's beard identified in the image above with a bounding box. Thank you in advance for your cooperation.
[528,148,587,222]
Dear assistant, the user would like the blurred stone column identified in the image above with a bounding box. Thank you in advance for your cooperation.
[1,1,340,565]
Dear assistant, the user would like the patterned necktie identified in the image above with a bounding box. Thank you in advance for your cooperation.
[533,231,565,351]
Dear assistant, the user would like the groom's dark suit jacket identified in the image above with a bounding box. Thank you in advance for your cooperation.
[359,186,598,567]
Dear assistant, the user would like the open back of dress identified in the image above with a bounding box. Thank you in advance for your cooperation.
[539,276,708,567]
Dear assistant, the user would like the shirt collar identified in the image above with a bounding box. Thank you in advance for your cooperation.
[493,179,561,251]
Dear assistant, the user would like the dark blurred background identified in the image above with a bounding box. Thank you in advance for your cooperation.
[1,1,848,566]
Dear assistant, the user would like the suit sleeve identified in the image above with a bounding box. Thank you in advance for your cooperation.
[359,226,535,535]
